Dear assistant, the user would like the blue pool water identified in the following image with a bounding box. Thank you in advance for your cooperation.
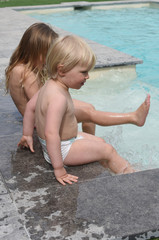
[27,6,159,170]
[28,7,159,88]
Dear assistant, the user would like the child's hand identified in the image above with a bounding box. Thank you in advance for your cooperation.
[18,135,34,153]
[57,173,78,186]
[54,168,78,185]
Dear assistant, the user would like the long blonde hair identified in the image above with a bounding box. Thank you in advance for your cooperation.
[46,35,96,79]
[5,22,58,92]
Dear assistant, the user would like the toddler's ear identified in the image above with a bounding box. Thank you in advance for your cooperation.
[57,64,65,77]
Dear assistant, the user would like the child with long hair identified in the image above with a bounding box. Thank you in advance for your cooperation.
[19,35,138,185]
[5,23,150,136]
[5,22,58,116]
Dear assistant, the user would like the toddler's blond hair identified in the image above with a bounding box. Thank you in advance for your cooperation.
[46,35,96,79]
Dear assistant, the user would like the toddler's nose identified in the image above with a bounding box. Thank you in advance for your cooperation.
[85,73,89,79]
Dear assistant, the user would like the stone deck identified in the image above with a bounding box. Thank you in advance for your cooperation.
[0,1,159,239]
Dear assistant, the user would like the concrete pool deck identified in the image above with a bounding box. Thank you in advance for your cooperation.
[0,1,159,239]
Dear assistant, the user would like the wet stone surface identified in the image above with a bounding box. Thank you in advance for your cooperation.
[0,120,159,240]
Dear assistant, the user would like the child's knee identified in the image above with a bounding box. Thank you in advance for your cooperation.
[84,103,95,113]
[88,103,95,111]
[81,103,96,123]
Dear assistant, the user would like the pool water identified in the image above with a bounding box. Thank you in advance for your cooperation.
[28,7,159,170]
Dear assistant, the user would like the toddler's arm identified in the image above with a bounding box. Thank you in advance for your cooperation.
[45,95,78,185]
[18,91,39,152]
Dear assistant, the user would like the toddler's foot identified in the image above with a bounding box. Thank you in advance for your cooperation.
[118,162,135,174]
[133,94,150,127]
[99,159,108,169]
[100,159,135,175]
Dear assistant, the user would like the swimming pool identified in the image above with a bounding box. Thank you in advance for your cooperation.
[26,5,159,170]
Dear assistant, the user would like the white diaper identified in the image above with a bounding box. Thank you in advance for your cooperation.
[38,135,83,164]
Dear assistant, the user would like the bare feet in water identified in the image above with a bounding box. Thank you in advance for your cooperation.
[133,94,150,126]
[99,160,135,174]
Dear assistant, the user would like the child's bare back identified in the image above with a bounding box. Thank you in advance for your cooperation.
[5,23,58,116]
[8,64,40,115]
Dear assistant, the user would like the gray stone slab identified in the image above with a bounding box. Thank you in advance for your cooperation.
[0,131,158,239]
[2,169,159,240]
[76,170,159,238]
[0,132,110,187]
[0,191,30,240]
[0,133,26,181]
[0,63,7,90]
[0,231,30,240]
[0,174,8,195]
[0,134,112,239]
[0,111,22,135]
[0,94,18,110]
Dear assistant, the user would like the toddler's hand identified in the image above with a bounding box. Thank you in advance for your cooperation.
[54,167,78,185]
[57,173,78,186]
[18,135,34,153]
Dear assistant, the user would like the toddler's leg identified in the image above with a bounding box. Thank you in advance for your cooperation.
[64,132,134,174]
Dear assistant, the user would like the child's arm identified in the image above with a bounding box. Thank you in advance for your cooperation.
[18,91,39,152]
[45,95,78,185]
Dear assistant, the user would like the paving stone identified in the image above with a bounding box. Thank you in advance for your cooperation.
[0,110,22,135]
[0,189,30,240]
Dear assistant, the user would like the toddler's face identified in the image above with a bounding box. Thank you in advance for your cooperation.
[64,64,89,89]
